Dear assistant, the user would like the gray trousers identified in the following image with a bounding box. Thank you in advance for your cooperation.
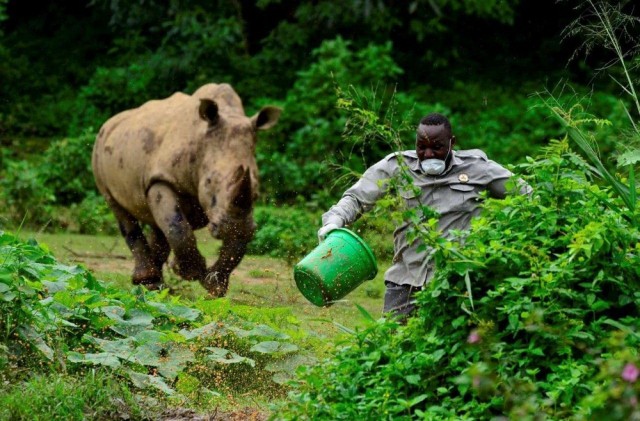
[383,281,423,322]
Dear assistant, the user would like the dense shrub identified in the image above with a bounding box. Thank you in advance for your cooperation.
[38,131,96,205]
[249,206,322,265]
[0,131,97,228]
[68,62,159,136]
[0,157,55,227]
[276,139,640,419]
[0,230,310,399]
[256,37,449,205]
[60,192,117,235]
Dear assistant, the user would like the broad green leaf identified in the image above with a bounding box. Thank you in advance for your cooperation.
[265,353,317,374]
[103,307,154,336]
[103,307,154,326]
[132,342,195,379]
[250,341,298,354]
[409,394,429,407]
[271,372,291,385]
[617,149,640,167]
[406,374,421,385]
[134,330,170,344]
[67,351,121,368]
[206,347,255,367]
[86,336,136,361]
[0,283,16,301]
[129,371,175,395]
[230,324,289,340]
[42,279,69,293]
[18,325,53,360]
[179,321,226,340]
[147,301,200,322]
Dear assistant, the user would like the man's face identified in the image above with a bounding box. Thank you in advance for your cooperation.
[415,123,455,162]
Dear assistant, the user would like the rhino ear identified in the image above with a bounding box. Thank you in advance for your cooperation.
[252,106,282,131]
[199,99,219,125]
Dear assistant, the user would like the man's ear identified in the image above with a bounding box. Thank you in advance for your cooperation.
[450,135,457,148]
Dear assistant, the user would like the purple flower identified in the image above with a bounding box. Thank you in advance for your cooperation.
[622,363,639,383]
[467,330,481,344]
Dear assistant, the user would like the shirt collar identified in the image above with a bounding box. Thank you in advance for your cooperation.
[411,150,461,174]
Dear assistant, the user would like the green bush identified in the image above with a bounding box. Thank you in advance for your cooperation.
[0,158,55,227]
[60,192,118,235]
[0,372,147,420]
[68,61,159,136]
[256,37,443,205]
[0,230,309,399]
[0,131,98,229]
[276,140,640,420]
[39,131,96,206]
[248,205,322,265]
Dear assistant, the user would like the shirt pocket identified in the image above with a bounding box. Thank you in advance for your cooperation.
[447,183,481,212]
[399,188,420,208]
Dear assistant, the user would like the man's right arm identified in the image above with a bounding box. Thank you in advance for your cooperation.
[321,159,393,230]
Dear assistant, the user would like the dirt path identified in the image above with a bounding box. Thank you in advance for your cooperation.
[26,231,384,325]
[20,230,384,419]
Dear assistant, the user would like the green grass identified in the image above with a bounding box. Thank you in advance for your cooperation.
[15,229,388,339]
[2,228,389,417]
[0,371,147,420]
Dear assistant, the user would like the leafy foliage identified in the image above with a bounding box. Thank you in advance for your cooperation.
[0,230,315,399]
[276,139,640,419]
[249,206,322,265]
[256,37,405,203]
[0,131,100,228]
[0,371,147,420]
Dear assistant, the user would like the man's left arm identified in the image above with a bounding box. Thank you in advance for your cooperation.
[487,176,532,199]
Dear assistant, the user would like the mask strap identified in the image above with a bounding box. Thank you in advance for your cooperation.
[443,138,452,163]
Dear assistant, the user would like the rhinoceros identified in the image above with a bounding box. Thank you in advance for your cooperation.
[92,83,281,296]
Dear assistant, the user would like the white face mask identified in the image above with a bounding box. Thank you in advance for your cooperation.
[421,159,446,175]
[420,139,452,175]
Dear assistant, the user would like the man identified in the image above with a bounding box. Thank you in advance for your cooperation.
[318,113,529,321]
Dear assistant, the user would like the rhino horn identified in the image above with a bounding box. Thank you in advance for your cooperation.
[230,166,253,215]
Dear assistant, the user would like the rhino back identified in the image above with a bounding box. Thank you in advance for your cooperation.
[192,83,245,114]
[93,92,202,221]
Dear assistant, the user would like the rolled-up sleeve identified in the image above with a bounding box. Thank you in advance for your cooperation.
[322,159,393,227]
[487,177,533,199]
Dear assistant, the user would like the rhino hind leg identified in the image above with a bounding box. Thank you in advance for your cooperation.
[148,225,171,270]
[147,183,207,282]
[102,191,164,289]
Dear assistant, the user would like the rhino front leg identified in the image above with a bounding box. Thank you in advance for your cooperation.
[147,183,207,282]
[202,221,255,297]
[102,191,163,289]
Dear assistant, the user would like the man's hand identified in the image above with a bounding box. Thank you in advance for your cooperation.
[317,223,340,243]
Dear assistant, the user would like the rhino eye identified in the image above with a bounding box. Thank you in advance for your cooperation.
[211,196,217,208]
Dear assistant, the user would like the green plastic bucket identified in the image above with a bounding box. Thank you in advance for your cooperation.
[293,228,378,307]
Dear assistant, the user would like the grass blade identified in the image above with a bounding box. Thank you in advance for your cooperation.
[464,270,475,312]
[355,303,376,323]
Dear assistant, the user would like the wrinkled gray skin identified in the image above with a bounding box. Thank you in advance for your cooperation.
[92,83,281,296]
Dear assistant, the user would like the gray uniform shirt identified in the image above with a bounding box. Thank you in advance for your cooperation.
[322,149,516,288]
